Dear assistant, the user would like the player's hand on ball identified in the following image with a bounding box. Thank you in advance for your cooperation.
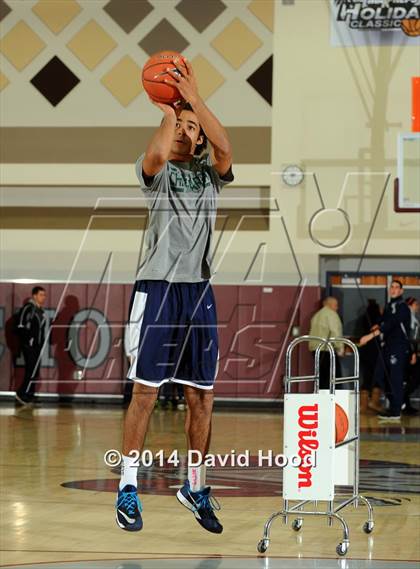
[148,97,181,116]
[164,57,199,106]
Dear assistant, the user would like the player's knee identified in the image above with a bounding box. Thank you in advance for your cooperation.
[187,389,214,416]
[130,382,158,409]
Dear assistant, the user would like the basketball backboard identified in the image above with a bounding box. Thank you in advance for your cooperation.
[394,133,420,212]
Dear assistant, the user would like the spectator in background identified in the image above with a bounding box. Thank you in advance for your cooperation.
[15,286,47,406]
[359,299,382,413]
[402,297,419,415]
[308,296,344,389]
[406,297,420,341]
[360,279,411,422]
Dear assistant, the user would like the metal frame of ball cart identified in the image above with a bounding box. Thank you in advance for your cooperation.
[257,335,374,557]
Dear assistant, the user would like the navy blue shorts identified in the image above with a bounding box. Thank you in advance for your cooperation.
[125,280,218,390]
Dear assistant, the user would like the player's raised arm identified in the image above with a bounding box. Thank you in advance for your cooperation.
[142,101,177,177]
[192,97,232,177]
[165,58,232,177]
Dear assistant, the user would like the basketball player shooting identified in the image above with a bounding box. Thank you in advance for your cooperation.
[116,57,233,534]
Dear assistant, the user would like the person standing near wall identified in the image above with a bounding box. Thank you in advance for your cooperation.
[15,286,47,406]
[308,297,344,389]
[359,299,382,413]
[402,297,420,415]
[360,280,411,422]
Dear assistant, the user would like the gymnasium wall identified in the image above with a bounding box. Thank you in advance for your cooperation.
[270,0,420,281]
[1,0,419,287]
[0,1,419,398]
[0,282,319,399]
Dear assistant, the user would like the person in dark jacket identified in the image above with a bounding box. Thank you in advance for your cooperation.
[360,279,411,422]
[15,286,47,405]
[359,298,382,413]
[402,297,420,415]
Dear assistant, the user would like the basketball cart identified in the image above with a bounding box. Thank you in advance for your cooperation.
[257,335,374,557]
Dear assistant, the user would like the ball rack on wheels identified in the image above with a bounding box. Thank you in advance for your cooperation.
[257,335,374,557]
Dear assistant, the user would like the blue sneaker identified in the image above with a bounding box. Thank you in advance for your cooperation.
[115,484,143,531]
[176,480,223,534]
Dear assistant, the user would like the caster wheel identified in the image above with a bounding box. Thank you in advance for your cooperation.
[336,542,348,556]
[257,539,269,553]
[292,519,303,531]
[363,521,374,534]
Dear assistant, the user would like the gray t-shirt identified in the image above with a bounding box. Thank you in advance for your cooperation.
[135,153,233,283]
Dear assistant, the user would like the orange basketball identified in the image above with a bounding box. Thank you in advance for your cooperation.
[142,50,187,105]
[401,19,420,37]
[335,403,349,444]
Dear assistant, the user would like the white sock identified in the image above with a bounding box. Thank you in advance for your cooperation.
[119,453,139,490]
[188,464,206,492]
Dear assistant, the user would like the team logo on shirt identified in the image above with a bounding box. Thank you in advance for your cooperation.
[168,163,213,193]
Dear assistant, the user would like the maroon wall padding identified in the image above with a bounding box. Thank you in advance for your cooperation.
[215,286,292,398]
[49,283,84,395]
[0,282,14,393]
[83,283,125,395]
[0,283,321,400]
